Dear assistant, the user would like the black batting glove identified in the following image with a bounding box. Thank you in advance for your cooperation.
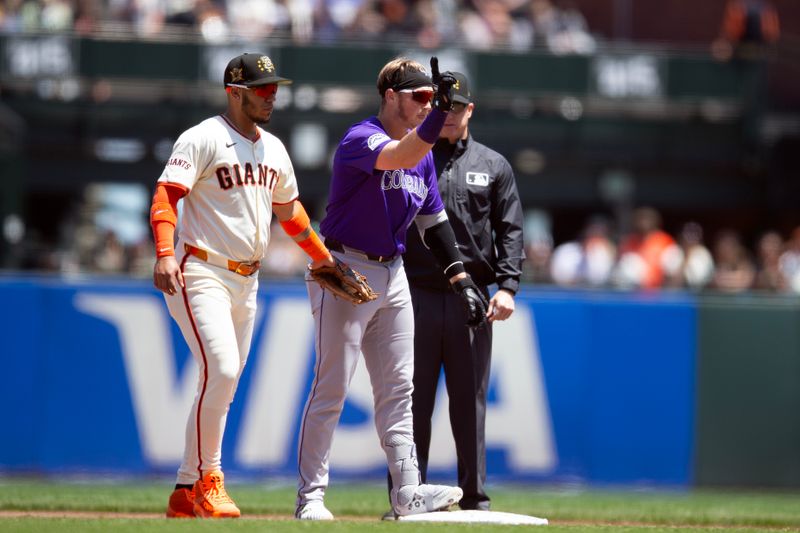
[430,57,457,112]
[451,276,489,328]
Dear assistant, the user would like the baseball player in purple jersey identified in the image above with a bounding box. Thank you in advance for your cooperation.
[294,57,490,520]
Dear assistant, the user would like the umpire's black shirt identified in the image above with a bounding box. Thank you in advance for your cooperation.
[404,134,524,293]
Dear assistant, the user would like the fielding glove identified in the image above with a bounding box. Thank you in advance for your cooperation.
[309,257,378,305]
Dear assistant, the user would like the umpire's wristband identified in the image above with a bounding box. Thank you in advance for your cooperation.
[443,261,465,278]
[416,109,447,144]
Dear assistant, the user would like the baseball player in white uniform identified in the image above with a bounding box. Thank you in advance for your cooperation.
[151,53,335,519]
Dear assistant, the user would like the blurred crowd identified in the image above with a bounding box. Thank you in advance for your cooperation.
[0,0,788,293]
[1,0,783,56]
[9,185,800,296]
[524,206,800,294]
[0,0,596,53]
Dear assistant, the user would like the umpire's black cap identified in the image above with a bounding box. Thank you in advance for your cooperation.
[224,53,292,87]
[451,72,471,104]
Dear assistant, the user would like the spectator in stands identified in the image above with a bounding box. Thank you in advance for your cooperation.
[528,0,594,55]
[90,229,126,273]
[73,0,102,34]
[331,0,418,42]
[668,221,714,291]
[549,0,595,54]
[460,0,533,51]
[0,0,22,31]
[753,230,786,292]
[413,0,444,49]
[261,219,312,277]
[103,0,135,30]
[348,0,387,41]
[40,0,73,31]
[9,0,38,31]
[227,0,291,41]
[194,0,230,42]
[286,0,314,42]
[312,0,365,42]
[380,0,417,41]
[529,0,556,49]
[520,208,553,284]
[126,237,157,278]
[418,0,461,48]
[613,207,682,290]
[778,227,800,293]
[130,0,165,37]
[710,229,756,292]
[712,0,780,61]
[550,215,615,287]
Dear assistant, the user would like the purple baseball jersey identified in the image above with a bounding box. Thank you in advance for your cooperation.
[320,116,445,257]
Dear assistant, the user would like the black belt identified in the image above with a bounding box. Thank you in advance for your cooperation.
[324,238,397,263]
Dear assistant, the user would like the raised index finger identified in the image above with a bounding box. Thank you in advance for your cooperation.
[430,56,440,81]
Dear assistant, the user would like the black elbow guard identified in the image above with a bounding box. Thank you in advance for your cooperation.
[423,221,466,278]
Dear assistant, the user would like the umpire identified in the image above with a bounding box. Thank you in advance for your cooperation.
[403,72,524,511]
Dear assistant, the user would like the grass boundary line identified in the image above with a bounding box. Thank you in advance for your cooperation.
[1,510,798,530]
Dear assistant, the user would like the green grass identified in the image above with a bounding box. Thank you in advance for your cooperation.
[1,478,799,532]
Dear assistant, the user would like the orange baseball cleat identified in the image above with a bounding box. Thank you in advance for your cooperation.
[165,487,196,518]
[193,470,241,518]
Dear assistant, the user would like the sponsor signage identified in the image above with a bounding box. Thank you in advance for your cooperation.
[0,278,694,485]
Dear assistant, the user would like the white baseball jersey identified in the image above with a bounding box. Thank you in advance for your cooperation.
[158,115,299,262]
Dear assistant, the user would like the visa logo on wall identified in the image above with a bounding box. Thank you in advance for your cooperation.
[74,292,557,477]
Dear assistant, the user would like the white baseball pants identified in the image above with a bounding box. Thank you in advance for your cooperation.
[165,247,258,485]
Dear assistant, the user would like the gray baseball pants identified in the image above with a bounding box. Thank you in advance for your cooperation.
[296,249,417,507]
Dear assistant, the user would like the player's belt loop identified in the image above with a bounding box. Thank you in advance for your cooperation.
[184,244,260,277]
[185,244,209,262]
[228,260,260,277]
[324,238,397,263]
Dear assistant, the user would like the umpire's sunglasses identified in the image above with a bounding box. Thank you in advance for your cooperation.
[398,88,434,105]
[228,83,278,99]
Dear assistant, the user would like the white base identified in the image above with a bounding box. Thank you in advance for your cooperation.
[395,510,548,525]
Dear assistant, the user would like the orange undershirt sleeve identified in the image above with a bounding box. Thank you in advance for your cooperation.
[150,183,188,258]
[278,202,330,262]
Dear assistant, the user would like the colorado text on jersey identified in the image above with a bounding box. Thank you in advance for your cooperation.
[380,169,429,201]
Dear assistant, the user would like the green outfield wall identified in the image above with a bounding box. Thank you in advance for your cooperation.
[696,295,800,487]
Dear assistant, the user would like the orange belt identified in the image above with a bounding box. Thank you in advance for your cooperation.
[184,244,261,277]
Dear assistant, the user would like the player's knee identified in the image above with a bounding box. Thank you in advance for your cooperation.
[206,360,240,389]
[218,362,240,383]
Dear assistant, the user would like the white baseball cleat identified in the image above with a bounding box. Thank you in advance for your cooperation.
[392,484,463,516]
[295,501,334,520]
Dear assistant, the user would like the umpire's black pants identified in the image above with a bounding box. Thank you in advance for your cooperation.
[409,284,493,510]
